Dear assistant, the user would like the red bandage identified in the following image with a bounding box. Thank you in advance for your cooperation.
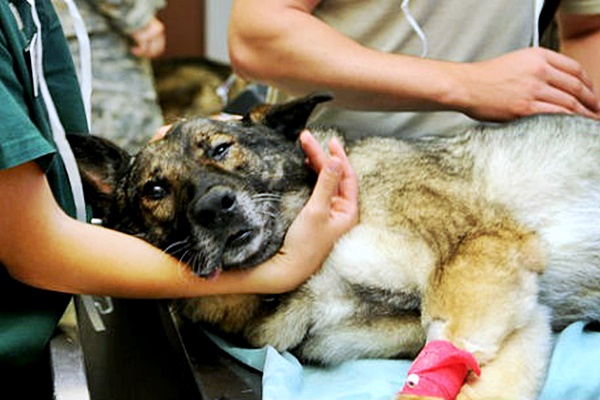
[399,340,481,400]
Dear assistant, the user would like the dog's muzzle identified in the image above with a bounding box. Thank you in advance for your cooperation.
[192,185,238,228]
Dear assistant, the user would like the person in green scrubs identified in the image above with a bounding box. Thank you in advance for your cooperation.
[0,0,359,395]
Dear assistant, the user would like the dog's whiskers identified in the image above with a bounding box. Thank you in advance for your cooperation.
[163,238,192,255]
[168,239,216,277]
[252,193,282,203]
[163,239,201,273]
[260,209,279,219]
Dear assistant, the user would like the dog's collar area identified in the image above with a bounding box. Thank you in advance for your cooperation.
[398,340,480,400]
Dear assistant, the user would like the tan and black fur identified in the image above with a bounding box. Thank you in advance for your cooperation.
[69,94,600,400]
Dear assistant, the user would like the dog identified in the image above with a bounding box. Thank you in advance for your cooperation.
[152,57,247,123]
[68,93,600,400]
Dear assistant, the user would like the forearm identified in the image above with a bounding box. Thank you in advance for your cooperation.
[230,0,599,121]
[0,163,310,297]
[228,0,462,112]
[1,144,357,298]
[15,217,224,297]
[31,209,333,297]
[6,207,284,298]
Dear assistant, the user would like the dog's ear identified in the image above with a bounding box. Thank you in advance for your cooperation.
[67,133,131,220]
[242,92,333,140]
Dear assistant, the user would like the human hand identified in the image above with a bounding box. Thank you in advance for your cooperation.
[297,129,359,241]
[149,124,172,142]
[256,130,359,293]
[149,115,243,143]
[455,48,600,121]
[130,17,166,59]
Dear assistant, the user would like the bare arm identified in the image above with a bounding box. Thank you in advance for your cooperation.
[0,140,357,297]
[558,12,600,97]
[229,0,600,120]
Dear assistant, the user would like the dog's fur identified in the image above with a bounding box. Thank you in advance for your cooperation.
[69,94,600,400]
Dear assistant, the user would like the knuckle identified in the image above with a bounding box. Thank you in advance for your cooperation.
[511,100,537,118]
[531,62,550,79]
[304,203,329,222]
[529,47,547,58]
[566,97,580,112]
[572,80,586,97]
[571,63,584,79]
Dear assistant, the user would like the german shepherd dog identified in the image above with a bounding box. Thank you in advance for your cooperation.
[69,94,600,400]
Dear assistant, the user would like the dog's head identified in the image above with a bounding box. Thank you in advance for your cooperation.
[69,93,334,278]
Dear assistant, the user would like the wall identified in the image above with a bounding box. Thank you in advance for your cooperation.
[158,0,205,58]
[157,0,232,63]
[205,0,233,64]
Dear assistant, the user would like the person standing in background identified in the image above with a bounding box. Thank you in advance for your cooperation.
[51,0,166,152]
[228,0,600,140]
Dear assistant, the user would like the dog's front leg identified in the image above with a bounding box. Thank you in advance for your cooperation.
[244,285,315,352]
[398,229,551,400]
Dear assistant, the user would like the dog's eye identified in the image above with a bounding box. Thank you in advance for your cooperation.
[142,181,170,200]
[209,142,231,161]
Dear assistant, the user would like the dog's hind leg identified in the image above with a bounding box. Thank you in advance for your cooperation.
[457,307,551,400]
[415,228,551,400]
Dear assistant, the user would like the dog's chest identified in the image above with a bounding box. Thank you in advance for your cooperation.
[301,225,432,325]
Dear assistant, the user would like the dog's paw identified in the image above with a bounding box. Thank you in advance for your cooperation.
[177,295,262,333]
[244,310,310,351]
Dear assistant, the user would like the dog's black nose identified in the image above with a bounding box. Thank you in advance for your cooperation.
[193,186,237,227]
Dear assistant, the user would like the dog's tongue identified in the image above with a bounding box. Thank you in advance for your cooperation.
[205,267,222,281]
[198,241,225,280]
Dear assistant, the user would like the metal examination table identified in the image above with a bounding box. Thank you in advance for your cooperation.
[51,297,261,400]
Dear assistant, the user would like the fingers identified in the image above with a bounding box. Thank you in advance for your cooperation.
[130,18,166,59]
[300,129,358,214]
[327,135,346,160]
[328,136,358,204]
[149,124,172,142]
[545,49,595,91]
[300,129,328,172]
[300,129,353,170]
[306,156,343,210]
[544,51,600,116]
[466,48,600,121]
[533,85,597,118]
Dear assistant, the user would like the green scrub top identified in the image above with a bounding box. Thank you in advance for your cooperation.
[0,0,88,368]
